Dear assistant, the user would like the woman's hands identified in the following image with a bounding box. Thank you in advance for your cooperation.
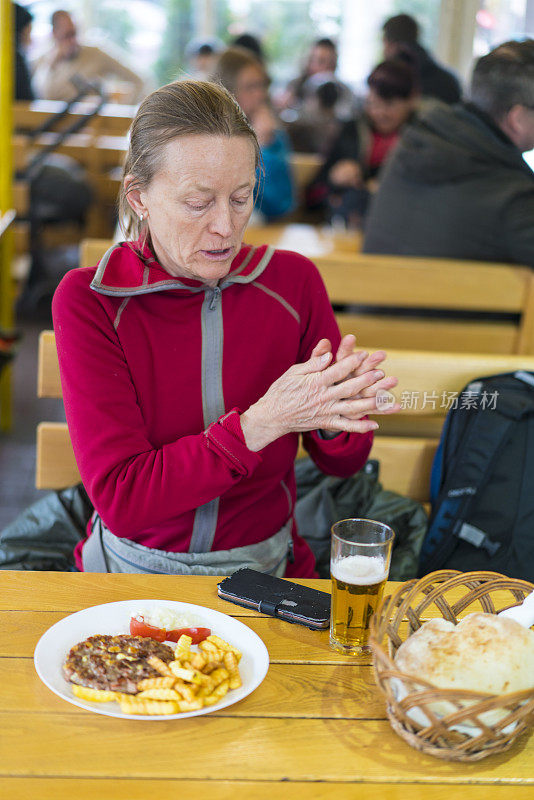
[240,334,400,452]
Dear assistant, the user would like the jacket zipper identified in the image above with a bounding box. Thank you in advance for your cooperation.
[209,286,221,311]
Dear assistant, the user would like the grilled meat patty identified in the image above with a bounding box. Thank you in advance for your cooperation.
[63,634,175,694]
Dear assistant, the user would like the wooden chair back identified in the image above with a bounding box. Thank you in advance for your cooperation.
[314,253,534,355]
[375,349,534,437]
[80,238,115,268]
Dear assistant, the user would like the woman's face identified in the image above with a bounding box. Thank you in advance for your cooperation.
[235,64,268,118]
[130,134,256,286]
[365,89,414,135]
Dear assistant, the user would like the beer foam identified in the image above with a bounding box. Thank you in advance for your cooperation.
[331,554,387,585]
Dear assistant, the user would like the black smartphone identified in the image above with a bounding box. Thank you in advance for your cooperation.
[217,568,331,630]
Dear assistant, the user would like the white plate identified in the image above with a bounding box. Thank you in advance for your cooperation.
[34,599,269,720]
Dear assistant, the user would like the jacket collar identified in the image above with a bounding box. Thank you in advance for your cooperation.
[90,239,275,297]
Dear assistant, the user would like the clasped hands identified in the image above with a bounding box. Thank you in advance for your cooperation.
[240,334,400,452]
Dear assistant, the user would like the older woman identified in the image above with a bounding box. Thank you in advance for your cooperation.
[52,80,398,577]
[212,47,294,221]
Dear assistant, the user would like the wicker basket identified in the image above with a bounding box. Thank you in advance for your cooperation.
[368,570,534,761]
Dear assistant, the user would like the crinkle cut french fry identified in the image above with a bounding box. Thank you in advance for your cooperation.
[203,679,230,706]
[173,680,196,702]
[176,634,193,649]
[189,651,207,670]
[203,660,222,674]
[192,669,214,689]
[223,651,242,689]
[206,635,242,661]
[174,634,192,661]
[120,698,179,715]
[177,698,204,712]
[137,676,176,691]
[199,641,225,662]
[114,693,135,703]
[136,688,182,701]
[147,655,173,677]
[210,667,230,688]
[169,663,197,682]
[72,685,119,703]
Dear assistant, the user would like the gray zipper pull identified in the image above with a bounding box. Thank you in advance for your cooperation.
[209,286,221,311]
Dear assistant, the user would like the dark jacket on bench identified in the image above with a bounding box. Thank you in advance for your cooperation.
[362,102,534,267]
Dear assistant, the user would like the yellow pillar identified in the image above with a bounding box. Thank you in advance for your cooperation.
[0,0,14,430]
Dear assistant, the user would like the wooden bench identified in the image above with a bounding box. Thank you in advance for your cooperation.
[314,253,534,355]
[13,100,137,138]
[13,128,127,240]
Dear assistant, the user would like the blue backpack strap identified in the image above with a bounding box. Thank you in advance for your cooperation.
[429,411,451,505]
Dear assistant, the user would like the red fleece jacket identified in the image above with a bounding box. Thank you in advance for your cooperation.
[52,241,373,575]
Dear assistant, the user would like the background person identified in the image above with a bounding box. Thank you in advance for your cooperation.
[306,59,418,228]
[278,37,355,118]
[52,80,399,577]
[363,40,534,266]
[212,46,295,220]
[14,2,34,100]
[277,37,356,153]
[183,38,223,81]
[32,9,146,103]
[231,32,266,64]
[382,13,461,105]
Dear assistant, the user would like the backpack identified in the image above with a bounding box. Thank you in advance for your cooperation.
[417,371,534,581]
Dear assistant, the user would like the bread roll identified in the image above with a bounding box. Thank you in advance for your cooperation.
[395,613,534,694]
[392,613,534,736]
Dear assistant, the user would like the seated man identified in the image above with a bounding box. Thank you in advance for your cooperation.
[363,40,534,267]
[33,9,145,104]
[382,13,461,105]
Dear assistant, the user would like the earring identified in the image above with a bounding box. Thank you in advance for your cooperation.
[139,213,145,221]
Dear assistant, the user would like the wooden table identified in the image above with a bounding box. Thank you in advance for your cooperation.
[244,222,362,257]
[1,572,532,799]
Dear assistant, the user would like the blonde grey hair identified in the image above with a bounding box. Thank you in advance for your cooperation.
[118,79,260,244]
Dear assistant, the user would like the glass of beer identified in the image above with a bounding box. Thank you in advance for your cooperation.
[329,518,394,655]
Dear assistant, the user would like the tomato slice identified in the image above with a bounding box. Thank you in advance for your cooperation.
[166,627,211,644]
[129,616,167,642]
[129,617,211,644]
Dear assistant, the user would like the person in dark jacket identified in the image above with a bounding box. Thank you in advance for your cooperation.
[363,40,534,266]
[14,2,34,100]
[306,58,418,228]
[382,13,461,105]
